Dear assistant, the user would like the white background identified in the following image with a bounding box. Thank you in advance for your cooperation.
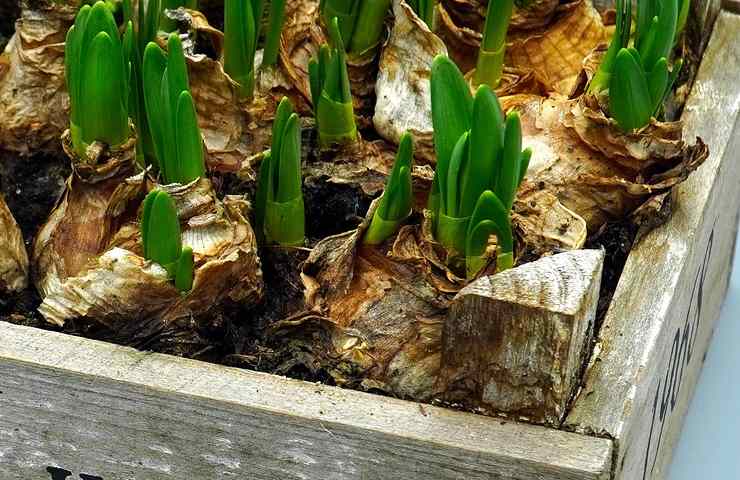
[669,231,740,478]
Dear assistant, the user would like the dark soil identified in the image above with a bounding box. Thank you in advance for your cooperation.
[0,0,20,51]
[0,149,69,329]
[585,220,639,334]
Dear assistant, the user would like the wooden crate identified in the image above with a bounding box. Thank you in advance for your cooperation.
[1,9,739,480]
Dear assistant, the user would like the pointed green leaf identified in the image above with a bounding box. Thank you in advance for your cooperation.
[308,57,322,107]
[166,33,190,113]
[160,68,176,181]
[446,132,469,218]
[144,191,182,267]
[518,148,532,185]
[143,42,168,169]
[175,91,205,184]
[481,0,513,51]
[174,246,194,292]
[141,190,158,258]
[262,0,287,67]
[647,58,669,108]
[276,114,302,203]
[80,31,128,146]
[496,111,522,211]
[431,55,474,214]
[461,85,504,217]
[224,0,257,98]
[610,48,653,131]
[82,2,119,56]
[378,131,414,221]
[349,0,392,57]
[639,0,678,70]
[465,190,512,258]
[65,4,91,126]
[323,3,358,50]
[588,0,631,93]
[140,0,161,53]
[271,97,294,192]
[254,151,272,239]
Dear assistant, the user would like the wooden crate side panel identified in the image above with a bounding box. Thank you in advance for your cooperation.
[565,11,740,480]
[0,322,612,480]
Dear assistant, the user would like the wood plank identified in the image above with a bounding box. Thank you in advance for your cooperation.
[0,321,612,480]
[565,11,740,480]
[441,250,604,425]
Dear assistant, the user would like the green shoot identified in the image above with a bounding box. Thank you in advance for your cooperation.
[141,190,194,292]
[430,56,530,278]
[308,17,358,148]
[223,0,263,99]
[320,0,392,59]
[677,0,690,36]
[262,0,288,68]
[473,0,514,88]
[65,1,131,156]
[406,0,435,28]
[588,0,631,94]
[255,97,305,246]
[121,0,161,167]
[363,132,414,245]
[142,34,206,185]
[589,0,683,131]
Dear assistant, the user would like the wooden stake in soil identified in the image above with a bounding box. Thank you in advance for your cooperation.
[440,249,604,425]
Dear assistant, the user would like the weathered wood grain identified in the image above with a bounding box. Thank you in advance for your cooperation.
[0,321,612,480]
[0,7,736,480]
[441,250,604,425]
[565,10,740,480]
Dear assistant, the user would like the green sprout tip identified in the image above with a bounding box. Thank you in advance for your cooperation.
[255,97,305,246]
[141,189,194,292]
[320,0,393,60]
[363,132,414,245]
[262,0,288,68]
[590,0,683,132]
[430,55,530,278]
[223,0,264,99]
[65,1,131,156]
[473,0,514,88]
[406,0,435,28]
[308,17,358,148]
[142,33,206,185]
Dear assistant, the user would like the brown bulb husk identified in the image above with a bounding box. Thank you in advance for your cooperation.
[266,190,585,398]
[181,4,398,190]
[0,194,28,293]
[33,131,264,355]
[268,200,452,398]
[512,92,709,232]
[439,0,561,33]
[278,0,378,128]
[375,0,547,165]
[33,131,143,299]
[0,1,74,155]
[302,131,396,200]
[173,9,310,176]
[437,0,611,94]
[507,0,611,94]
[374,0,447,163]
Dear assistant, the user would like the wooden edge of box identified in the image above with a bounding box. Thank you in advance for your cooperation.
[0,321,611,479]
[565,9,740,480]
